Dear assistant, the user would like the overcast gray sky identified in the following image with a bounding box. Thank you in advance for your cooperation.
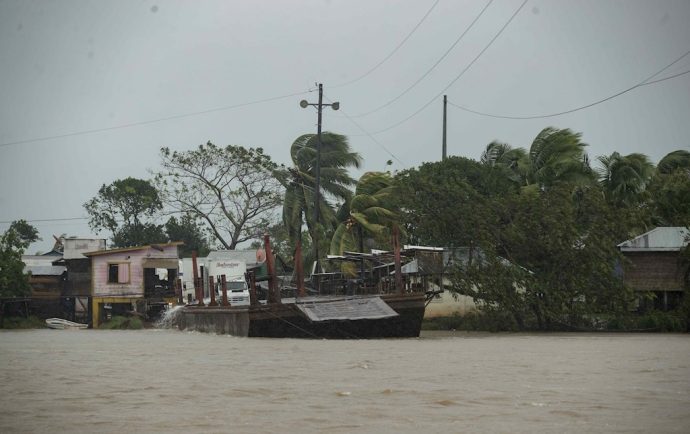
[1,0,689,254]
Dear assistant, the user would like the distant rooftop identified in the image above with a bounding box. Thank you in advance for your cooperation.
[618,227,690,252]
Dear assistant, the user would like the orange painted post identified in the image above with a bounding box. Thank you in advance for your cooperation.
[208,275,218,306]
[176,278,183,305]
[221,275,230,307]
[247,271,258,306]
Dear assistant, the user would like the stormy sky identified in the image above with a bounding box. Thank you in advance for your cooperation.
[1,0,689,254]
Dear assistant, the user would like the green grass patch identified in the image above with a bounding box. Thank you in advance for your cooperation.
[606,310,687,332]
[1,315,46,329]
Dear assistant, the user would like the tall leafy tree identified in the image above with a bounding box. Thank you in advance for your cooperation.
[395,156,508,248]
[451,185,632,330]
[642,150,690,226]
[156,142,283,250]
[164,214,211,257]
[0,220,40,297]
[278,132,361,262]
[84,177,166,247]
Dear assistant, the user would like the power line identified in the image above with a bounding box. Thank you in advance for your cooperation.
[324,96,407,167]
[0,217,89,224]
[0,89,311,149]
[362,0,528,136]
[447,50,690,120]
[330,0,440,89]
[350,0,495,118]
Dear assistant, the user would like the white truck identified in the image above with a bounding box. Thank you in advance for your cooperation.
[181,255,250,305]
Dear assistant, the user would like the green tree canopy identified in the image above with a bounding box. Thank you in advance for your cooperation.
[84,177,165,247]
[165,214,211,257]
[0,220,40,297]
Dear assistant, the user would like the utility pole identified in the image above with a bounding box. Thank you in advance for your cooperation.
[300,84,339,275]
[442,94,447,160]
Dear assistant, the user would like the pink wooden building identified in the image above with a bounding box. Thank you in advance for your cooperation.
[84,242,182,327]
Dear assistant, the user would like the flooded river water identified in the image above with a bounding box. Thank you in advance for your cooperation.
[1,329,689,433]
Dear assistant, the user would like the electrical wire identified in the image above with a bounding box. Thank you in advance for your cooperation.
[447,50,690,120]
[324,96,407,167]
[0,90,311,149]
[0,217,89,224]
[330,0,440,89]
[349,0,495,118]
[362,0,528,136]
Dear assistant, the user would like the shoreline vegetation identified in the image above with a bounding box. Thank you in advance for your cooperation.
[422,310,689,333]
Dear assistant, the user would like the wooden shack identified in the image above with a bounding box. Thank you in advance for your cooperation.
[618,227,689,311]
[85,242,182,327]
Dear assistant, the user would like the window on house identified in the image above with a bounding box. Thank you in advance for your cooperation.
[108,263,130,283]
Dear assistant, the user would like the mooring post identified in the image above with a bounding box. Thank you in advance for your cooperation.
[393,226,403,294]
[264,233,281,304]
[176,278,183,305]
[295,238,306,297]
[208,275,218,306]
[192,251,204,306]
[221,275,230,307]
[247,271,258,306]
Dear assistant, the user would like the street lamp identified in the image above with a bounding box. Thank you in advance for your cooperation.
[300,83,339,274]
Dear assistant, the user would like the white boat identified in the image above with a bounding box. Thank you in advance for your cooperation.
[45,318,88,330]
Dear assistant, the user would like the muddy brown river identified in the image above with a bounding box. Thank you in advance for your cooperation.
[1,329,689,433]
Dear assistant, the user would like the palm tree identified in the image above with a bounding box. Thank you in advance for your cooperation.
[597,152,655,206]
[526,127,594,189]
[279,132,362,264]
[481,128,594,192]
[330,172,398,276]
[480,140,528,184]
[657,150,690,175]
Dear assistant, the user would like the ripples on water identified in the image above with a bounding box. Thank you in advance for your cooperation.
[1,330,689,433]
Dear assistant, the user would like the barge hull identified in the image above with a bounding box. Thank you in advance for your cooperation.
[178,294,425,339]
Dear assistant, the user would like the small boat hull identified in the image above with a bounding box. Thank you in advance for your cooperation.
[45,318,88,330]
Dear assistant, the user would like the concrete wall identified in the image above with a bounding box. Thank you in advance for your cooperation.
[425,290,477,318]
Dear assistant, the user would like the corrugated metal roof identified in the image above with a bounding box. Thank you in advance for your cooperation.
[618,227,690,251]
[296,296,398,322]
[24,265,66,276]
[83,241,183,257]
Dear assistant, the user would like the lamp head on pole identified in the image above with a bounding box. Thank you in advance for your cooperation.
[331,102,340,111]
[299,100,309,109]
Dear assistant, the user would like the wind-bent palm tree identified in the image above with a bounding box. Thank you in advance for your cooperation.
[330,172,397,253]
[330,172,398,276]
[526,127,594,189]
[278,132,362,264]
[481,140,528,184]
[597,152,655,206]
[481,128,594,192]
